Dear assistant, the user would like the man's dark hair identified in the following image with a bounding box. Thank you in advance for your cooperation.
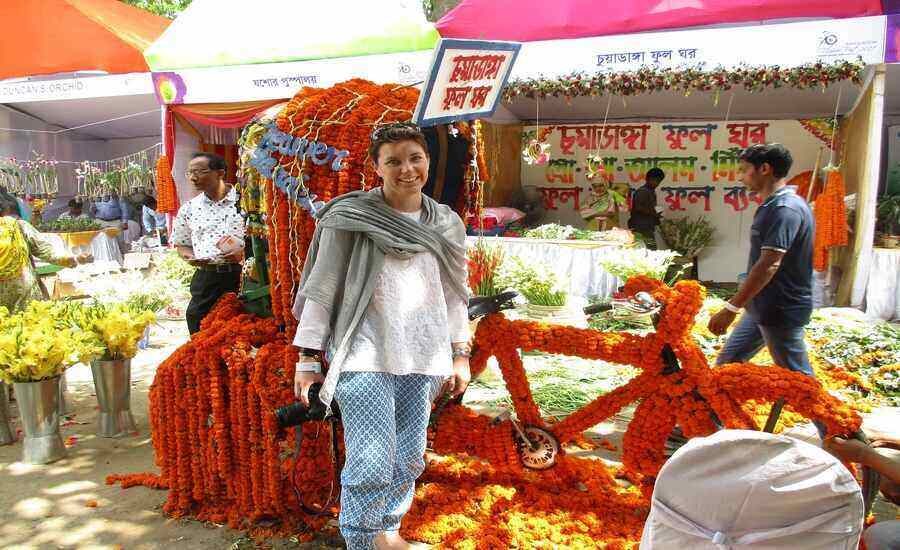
[739,143,793,179]
[144,196,158,210]
[646,167,665,183]
[68,198,83,208]
[0,190,18,216]
[192,152,227,171]
[368,122,428,163]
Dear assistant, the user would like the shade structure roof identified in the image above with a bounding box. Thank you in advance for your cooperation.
[144,0,439,71]
[0,0,170,80]
[436,0,884,42]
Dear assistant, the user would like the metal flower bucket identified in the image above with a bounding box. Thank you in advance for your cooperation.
[58,372,73,416]
[90,359,137,438]
[13,377,67,464]
[0,382,14,446]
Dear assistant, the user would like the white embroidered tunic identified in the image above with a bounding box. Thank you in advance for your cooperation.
[293,209,469,377]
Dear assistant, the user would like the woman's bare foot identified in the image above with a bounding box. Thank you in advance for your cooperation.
[373,531,431,549]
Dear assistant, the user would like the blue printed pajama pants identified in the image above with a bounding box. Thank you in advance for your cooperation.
[334,372,444,550]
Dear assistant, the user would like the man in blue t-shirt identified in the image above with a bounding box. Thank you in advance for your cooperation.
[709,143,817,380]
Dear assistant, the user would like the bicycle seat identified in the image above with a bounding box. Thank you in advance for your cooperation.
[468,291,519,320]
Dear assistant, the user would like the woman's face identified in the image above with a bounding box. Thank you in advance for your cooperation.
[375,140,429,198]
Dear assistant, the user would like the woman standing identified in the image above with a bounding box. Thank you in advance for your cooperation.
[292,123,471,550]
[0,190,85,312]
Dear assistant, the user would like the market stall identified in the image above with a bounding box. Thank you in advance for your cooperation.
[445,14,888,303]
[0,0,167,208]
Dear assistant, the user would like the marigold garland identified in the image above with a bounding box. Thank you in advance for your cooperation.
[813,169,849,271]
[461,275,861,487]
[155,155,179,214]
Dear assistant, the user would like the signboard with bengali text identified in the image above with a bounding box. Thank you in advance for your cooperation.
[521,119,834,282]
[413,39,520,127]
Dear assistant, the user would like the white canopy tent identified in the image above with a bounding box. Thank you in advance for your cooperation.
[0,73,161,212]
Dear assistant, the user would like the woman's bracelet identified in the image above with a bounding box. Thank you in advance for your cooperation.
[451,345,471,359]
[295,361,321,375]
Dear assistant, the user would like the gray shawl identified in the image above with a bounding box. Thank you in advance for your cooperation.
[292,188,468,407]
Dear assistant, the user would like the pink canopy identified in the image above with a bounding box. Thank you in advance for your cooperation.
[436,0,884,42]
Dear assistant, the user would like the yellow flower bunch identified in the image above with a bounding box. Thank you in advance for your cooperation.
[0,302,101,384]
[66,302,155,361]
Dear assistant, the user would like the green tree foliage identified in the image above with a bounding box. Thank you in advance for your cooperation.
[120,0,192,19]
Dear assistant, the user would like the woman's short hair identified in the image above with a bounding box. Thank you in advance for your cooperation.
[368,122,428,163]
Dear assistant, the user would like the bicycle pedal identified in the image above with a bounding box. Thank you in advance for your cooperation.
[490,410,511,426]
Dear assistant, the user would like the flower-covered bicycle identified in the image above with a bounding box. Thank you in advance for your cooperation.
[433,276,880,509]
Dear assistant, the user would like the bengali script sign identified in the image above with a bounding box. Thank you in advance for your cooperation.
[536,187,581,210]
[558,125,650,155]
[414,39,520,127]
[527,121,799,218]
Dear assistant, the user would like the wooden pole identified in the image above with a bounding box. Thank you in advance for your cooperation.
[807,147,823,203]
[836,65,886,306]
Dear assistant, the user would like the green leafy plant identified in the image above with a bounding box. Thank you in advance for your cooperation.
[599,248,680,283]
[154,251,197,287]
[497,256,567,307]
[876,195,900,235]
[660,216,715,258]
[806,313,900,405]
[37,218,103,233]
[522,223,606,241]
[120,0,192,18]
[522,224,577,240]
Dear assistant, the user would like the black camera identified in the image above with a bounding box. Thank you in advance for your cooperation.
[274,383,338,429]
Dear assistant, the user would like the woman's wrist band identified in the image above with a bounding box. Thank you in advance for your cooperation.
[723,302,743,314]
[451,346,471,359]
[295,361,321,374]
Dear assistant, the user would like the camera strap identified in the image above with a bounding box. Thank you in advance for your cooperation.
[292,418,342,517]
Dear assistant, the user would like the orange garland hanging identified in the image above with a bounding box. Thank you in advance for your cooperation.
[155,155,179,215]
[813,168,849,271]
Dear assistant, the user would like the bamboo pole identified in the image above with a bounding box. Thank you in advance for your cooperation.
[807,147,823,203]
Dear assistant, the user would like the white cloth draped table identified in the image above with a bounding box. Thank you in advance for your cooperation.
[865,248,900,321]
[465,236,624,299]
[40,230,123,265]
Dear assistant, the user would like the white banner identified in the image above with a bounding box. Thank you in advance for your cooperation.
[511,16,886,79]
[152,51,434,105]
[0,73,154,104]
